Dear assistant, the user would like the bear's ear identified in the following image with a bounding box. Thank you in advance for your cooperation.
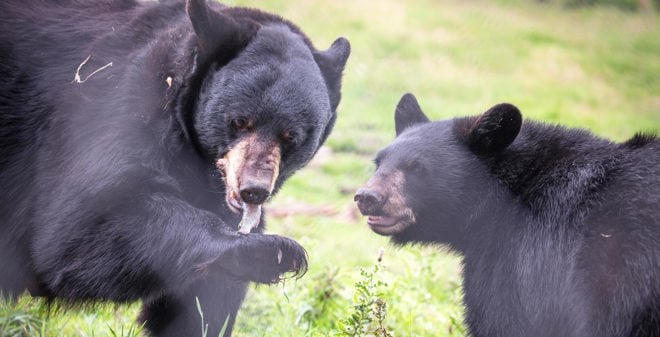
[468,103,522,153]
[395,93,430,136]
[187,0,257,57]
[314,37,351,113]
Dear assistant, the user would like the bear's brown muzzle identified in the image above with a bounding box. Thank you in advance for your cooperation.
[217,133,281,211]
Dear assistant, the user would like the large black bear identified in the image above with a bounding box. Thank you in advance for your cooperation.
[0,0,349,336]
[355,93,659,337]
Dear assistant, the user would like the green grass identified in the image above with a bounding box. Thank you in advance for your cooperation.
[2,0,659,336]
[0,295,142,337]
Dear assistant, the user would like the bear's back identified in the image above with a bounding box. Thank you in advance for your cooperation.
[591,134,659,230]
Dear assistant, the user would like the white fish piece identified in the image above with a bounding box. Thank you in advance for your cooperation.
[238,202,261,234]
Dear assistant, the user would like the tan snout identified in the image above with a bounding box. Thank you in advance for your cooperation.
[354,169,416,235]
[216,134,281,212]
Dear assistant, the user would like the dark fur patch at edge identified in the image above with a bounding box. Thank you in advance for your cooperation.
[622,132,657,149]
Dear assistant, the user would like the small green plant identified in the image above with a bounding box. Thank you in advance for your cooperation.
[295,267,340,330]
[337,250,392,337]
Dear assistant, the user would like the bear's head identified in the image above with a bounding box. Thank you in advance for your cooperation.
[355,93,522,245]
[181,0,350,213]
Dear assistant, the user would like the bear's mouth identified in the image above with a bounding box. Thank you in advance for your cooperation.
[226,190,244,213]
[363,209,415,236]
[367,215,397,228]
[365,212,412,236]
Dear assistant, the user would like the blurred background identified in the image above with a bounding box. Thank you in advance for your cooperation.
[2,0,658,336]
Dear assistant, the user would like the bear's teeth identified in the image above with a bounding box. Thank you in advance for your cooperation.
[238,202,261,234]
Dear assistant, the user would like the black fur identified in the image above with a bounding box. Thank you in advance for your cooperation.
[362,94,659,337]
[0,1,349,336]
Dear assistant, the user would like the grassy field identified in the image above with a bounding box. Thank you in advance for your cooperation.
[2,0,659,336]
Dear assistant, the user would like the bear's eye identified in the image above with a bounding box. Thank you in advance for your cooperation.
[281,130,298,146]
[230,117,250,131]
[403,159,425,175]
[374,151,387,167]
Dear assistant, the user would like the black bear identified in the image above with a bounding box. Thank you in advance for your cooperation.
[0,0,349,336]
[355,93,659,337]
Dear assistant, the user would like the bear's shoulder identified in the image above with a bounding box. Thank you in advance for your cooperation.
[479,121,638,220]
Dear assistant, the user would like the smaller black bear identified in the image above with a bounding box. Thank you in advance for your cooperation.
[355,93,659,337]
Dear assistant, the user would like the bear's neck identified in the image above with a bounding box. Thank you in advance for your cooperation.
[449,169,524,253]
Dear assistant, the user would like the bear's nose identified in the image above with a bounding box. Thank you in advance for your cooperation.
[354,188,385,215]
[240,185,270,205]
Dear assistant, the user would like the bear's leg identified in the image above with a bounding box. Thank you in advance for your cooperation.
[141,272,248,337]
[0,244,32,299]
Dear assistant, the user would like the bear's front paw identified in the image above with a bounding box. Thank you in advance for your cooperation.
[217,234,308,284]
